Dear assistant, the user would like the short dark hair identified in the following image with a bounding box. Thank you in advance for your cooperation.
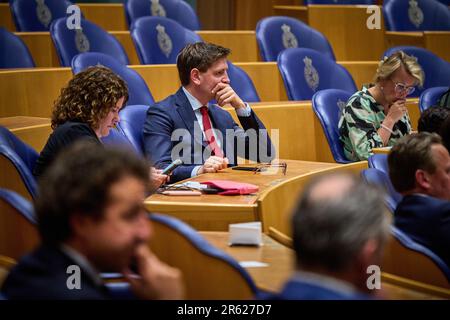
[35,141,149,246]
[418,105,450,134]
[292,173,388,272]
[176,42,231,86]
[388,132,442,193]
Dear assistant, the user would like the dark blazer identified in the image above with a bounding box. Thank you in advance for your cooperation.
[33,121,100,178]
[1,245,111,300]
[268,278,369,300]
[395,194,450,267]
[143,88,274,182]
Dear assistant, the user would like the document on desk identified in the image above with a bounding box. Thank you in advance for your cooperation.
[229,222,262,246]
[240,261,269,268]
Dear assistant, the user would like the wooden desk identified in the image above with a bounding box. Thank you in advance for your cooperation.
[372,147,391,155]
[0,116,51,152]
[200,231,443,299]
[144,160,364,231]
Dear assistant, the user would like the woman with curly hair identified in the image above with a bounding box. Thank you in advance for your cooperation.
[33,66,127,178]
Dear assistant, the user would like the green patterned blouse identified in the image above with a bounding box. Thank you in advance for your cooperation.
[338,86,411,161]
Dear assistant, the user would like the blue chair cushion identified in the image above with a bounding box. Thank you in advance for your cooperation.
[0,27,35,68]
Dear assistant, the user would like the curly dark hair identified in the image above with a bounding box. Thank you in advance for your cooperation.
[51,66,129,129]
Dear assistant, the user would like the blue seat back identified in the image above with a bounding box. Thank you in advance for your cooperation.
[368,154,389,175]
[311,89,353,163]
[100,127,137,153]
[256,16,335,62]
[0,126,39,199]
[383,0,450,31]
[0,27,35,68]
[419,86,449,112]
[278,48,356,101]
[0,188,36,225]
[10,0,75,31]
[50,17,129,67]
[117,105,149,155]
[71,52,154,106]
[149,213,258,298]
[131,16,202,65]
[383,46,450,97]
[361,168,402,213]
[227,61,260,103]
[391,226,450,282]
[124,0,200,30]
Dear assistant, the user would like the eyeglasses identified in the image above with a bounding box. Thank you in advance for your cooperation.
[254,162,288,175]
[391,80,415,96]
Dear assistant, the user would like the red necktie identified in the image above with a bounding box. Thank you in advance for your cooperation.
[200,106,224,158]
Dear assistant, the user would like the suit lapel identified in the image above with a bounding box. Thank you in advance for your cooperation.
[174,88,207,148]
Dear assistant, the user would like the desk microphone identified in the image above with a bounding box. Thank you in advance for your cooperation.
[161,159,183,175]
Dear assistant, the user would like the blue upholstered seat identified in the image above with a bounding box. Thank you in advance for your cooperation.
[130,16,202,65]
[116,104,149,155]
[124,0,200,30]
[383,0,450,31]
[71,52,154,106]
[50,17,129,67]
[256,16,335,62]
[368,154,389,175]
[312,89,353,163]
[227,61,260,103]
[0,126,38,200]
[9,0,75,31]
[419,86,449,112]
[0,27,35,69]
[361,168,402,213]
[278,48,356,101]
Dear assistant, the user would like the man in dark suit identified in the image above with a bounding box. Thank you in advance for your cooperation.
[143,42,274,182]
[1,141,183,300]
[389,132,450,267]
[272,173,390,300]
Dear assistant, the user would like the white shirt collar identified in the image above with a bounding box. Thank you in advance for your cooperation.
[182,87,208,112]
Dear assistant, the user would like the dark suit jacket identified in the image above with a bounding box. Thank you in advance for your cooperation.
[268,278,369,300]
[395,194,450,267]
[1,245,111,300]
[143,88,274,182]
[33,121,100,178]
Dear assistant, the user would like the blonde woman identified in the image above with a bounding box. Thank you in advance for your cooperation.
[338,51,424,161]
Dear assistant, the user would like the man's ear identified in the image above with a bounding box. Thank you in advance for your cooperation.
[415,169,431,190]
[190,68,201,85]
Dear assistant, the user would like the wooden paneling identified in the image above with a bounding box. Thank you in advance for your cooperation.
[16,32,61,68]
[340,61,378,90]
[78,3,127,31]
[0,68,72,118]
[109,31,140,65]
[197,31,260,62]
[424,32,450,62]
[196,0,234,30]
[0,116,51,152]
[0,3,15,31]
[233,0,276,30]
[308,5,386,61]
[273,5,308,24]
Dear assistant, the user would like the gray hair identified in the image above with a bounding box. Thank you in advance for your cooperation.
[292,173,390,271]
